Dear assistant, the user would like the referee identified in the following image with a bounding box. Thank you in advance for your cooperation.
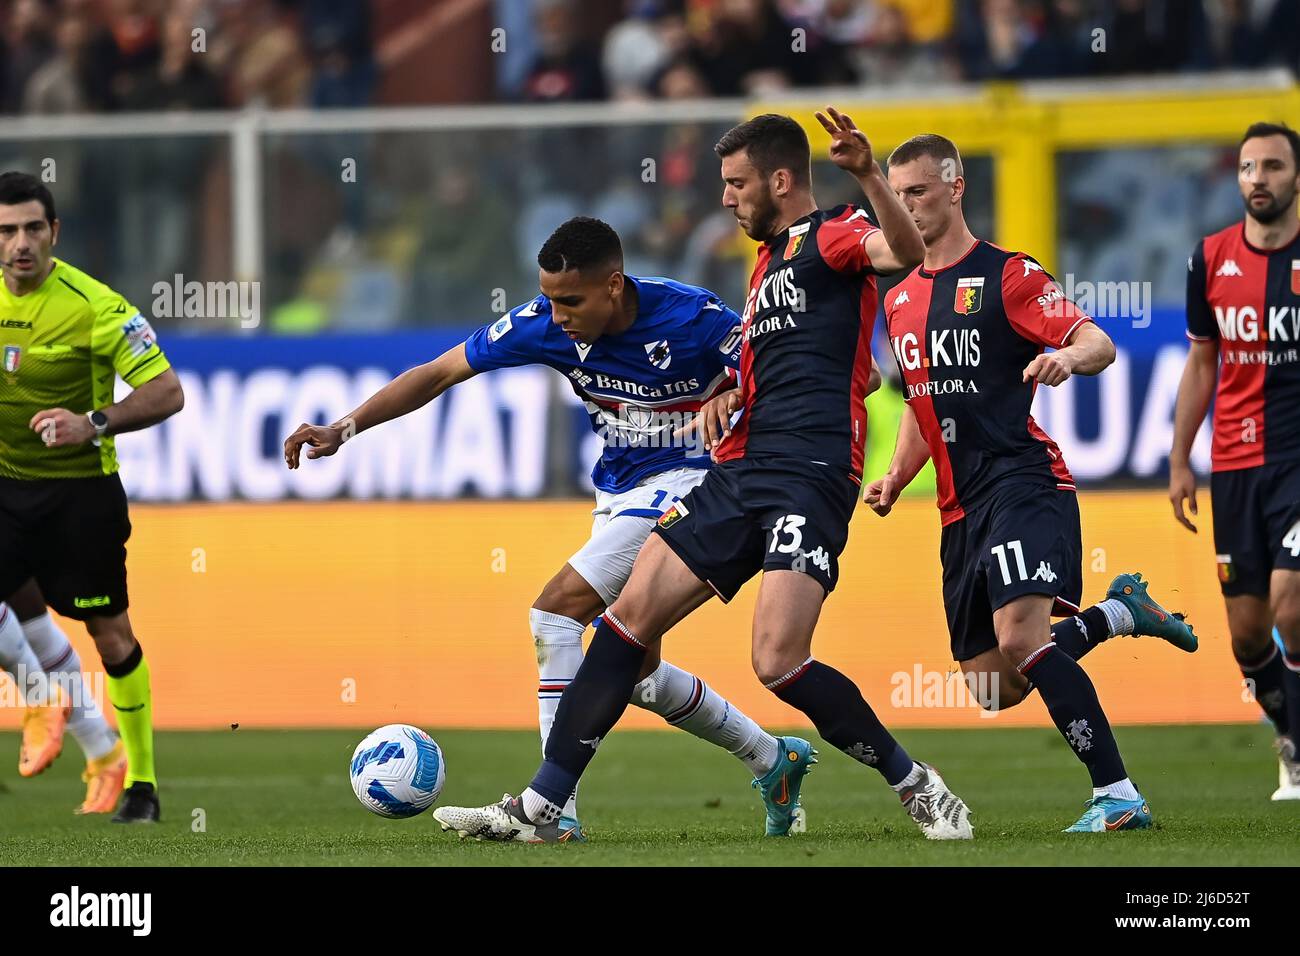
[0,172,183,822]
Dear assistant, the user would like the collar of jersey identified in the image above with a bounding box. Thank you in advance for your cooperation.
[918,238,982,279]
[1239,221,1300,257]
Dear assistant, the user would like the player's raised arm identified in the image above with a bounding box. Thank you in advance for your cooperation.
[284,342,477,468]
[864,401,930,517]
[815,105,924,273]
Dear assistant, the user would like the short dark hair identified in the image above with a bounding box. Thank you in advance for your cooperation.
[1241,121,1300,169]
[537,216,623,274]
[888,133,963,177]
[0,171,56,223]
[715,114,811,187]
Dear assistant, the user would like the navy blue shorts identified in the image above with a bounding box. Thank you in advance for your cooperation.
[1210,461,1300,598]
[652,456,859,602]
[939,480,1083,662]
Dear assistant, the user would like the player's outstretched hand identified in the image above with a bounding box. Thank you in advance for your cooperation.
[284,422,346,469]
[675,387,742,455]
[1022,352,1074,386]
[1168,461,1199,533]
[814,105,876,178]
[864,474,901,517]
[28,407,95,447]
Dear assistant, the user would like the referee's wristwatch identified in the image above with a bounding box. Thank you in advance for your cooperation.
[87,409,109,446]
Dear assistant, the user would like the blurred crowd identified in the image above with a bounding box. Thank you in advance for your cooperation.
[2,0,1298,115]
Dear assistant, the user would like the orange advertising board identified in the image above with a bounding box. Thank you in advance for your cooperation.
[0,492,1253,730]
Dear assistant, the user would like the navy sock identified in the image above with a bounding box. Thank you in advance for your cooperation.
[1283,651,1300,749]
[770,660,914,785]
[1237,644,1290,735]
[527,614,647,806]
[1049,606,1111,662]
[1020,645,1127,788]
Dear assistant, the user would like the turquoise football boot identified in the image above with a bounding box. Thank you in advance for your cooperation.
[1106,572,1198,652]
[557,815,587,843]
[752,736,816,836]
[1063,794,1153,833]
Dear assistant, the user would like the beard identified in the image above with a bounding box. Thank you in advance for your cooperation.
[741,190,781,242]
[1244,185,1297,224]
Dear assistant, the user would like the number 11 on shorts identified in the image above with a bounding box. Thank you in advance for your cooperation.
[991,539,1028,585]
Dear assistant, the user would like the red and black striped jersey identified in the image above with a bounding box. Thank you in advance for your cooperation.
[884,239,1090,525]
[1186,222,1300,472]
[713,204,881,481]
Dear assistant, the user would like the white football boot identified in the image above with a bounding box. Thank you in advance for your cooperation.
[898,763,974,840]
[433,794,561,843]
[1272,737,1300,801]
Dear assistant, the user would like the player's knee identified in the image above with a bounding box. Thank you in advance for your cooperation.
[1229,627,1275,664]
[751,644,806,688]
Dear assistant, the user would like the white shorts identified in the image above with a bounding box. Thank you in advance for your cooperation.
[568,466,708,607]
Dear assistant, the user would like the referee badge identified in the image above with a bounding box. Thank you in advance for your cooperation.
[3,345,19,374]
[954,276,984,315]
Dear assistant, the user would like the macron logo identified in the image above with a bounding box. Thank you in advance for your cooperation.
[50,886,151,936]
[1216,260,1243,278]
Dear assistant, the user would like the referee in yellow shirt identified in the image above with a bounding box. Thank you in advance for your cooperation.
[0,172,183,823]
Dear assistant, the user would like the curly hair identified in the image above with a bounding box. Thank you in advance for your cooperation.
[537,216,623,274]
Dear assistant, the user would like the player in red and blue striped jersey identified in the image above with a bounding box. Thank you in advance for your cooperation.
[867,134,1197,833]
[1171,122,1300,800]
[285,217,813,839]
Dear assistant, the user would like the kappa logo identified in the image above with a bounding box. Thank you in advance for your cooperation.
[798,546,831,573]
[579,736,601,750]
[1022,259,1044,277]
[845,742,878,765]
[1032,561,1057,583]
[894,290,910,307]
[1215,259,1243,278]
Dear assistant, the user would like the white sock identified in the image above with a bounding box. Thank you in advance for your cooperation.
[520,787,563,825]
[530,608,586,819]
[890,762,924,792]
[632,660,780,777]
[1096,777,1140,801]
[0,604,47,703]
[21,611,117,760]
[1097,598,1135,637]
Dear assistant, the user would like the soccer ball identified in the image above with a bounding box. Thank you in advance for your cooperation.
[349,724,445,818]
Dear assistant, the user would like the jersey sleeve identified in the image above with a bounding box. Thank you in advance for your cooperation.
[1185,240,1216,341]
[1001,254,1093,348]
[699,296,744,370]
[815,208,879,276]
[91,288,170,387]
[463,298,550,372]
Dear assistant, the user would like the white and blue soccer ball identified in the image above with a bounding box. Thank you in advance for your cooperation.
[349,724,445,818]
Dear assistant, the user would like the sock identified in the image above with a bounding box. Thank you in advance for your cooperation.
[20,611,117,760]
[890,761,925,792]
[521,787,563,826]
[1097,598,1135,637]
[104,642,155,787]
[1237,644,1290,735]
[1050,606,1112,661]
[0,604,48,703]
[529,608,586,819]
[1019,643,1126,789]
[767,659,914,786]
[1283,650,1300,751]
[1094,777,1140,801]
[528,613,647,807]
[633,660,780,776]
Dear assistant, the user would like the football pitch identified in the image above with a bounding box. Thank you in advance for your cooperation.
[0,724,1292,867]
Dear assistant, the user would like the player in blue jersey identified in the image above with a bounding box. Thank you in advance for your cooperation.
[284,217,819,840]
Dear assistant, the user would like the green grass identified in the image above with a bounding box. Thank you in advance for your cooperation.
[0,725,1293,866]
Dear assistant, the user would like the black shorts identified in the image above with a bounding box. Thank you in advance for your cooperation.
[0,474,132,620]
[1210,461,1300,598]
[652,456,859,602]
[939,480,1083,662]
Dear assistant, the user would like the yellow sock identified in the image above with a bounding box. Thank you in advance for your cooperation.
[106,647,155,787]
